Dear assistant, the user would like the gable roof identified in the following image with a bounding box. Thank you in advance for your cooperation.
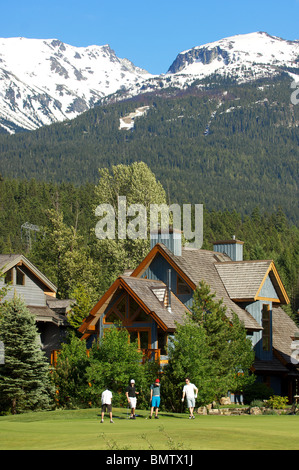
[132,243,262,332]
[123,276,187,330]
[214,260,289,304]
[79,276,188,339]
[0,254,57,294]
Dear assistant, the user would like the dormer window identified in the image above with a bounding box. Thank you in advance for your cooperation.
[177,275,191,295]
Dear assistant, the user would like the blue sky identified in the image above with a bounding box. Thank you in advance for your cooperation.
[1,0,298,75]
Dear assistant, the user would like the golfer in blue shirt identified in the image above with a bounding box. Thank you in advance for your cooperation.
[149,379,161,419]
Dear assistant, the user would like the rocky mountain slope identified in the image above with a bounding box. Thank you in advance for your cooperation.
[0,37,151,133]
[0,32,298,134]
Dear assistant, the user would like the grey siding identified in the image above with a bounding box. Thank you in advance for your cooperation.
[0,266,46,306]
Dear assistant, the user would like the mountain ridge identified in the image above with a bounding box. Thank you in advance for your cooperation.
[0,37,151,133]
[0,73,297,223]
[0,32,298,134]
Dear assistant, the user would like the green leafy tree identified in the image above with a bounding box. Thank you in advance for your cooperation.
[52,332,92,408]
[86,326,158,407]
[31,208,101,299]
[67,284,95,334]
[94,162,168,288]
[163,319,214,410]
[0,296,54,414]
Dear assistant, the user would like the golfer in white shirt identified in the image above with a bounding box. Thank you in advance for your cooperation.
[101,388,113,423]
[182,377,198,419]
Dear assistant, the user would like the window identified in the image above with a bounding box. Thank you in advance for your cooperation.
[129,297,149,322]
[262,304,271,352]
[104,295,126,324]
[128,330,150,350]
[16,268,25,286]
[4,269,13,284]
[116,296,126,316]
[105,310,122,324]
[177,275,191,295]
[134,310,148,322]
[129,297,140,318]
[158,331,167,355]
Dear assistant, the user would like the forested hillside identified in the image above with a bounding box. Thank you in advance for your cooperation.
[0,176,298,317]
[0,74,298,222]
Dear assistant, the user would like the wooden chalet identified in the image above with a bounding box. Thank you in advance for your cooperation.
[0,254,70,362]
[79,231,299,401]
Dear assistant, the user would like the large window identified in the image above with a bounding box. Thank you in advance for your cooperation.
[262,304,271,352]
[104,294,126,324]
[128,329,150,349]
[177,275,191,295]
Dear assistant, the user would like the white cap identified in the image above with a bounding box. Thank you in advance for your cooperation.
[130,379,135,383]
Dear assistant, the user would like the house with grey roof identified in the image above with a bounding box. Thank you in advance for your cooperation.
[79,230,299,401]
[0,254,70,362]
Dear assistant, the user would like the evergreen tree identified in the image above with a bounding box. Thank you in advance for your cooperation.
[191,281,255,398]
[164,281,255,410]
[0,296,54,414]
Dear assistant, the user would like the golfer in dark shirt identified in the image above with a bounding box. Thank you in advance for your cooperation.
[125,379,139,419]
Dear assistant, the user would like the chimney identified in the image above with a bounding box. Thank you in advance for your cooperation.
[150,226,182,256]
[213,236,244,261]
[167,269,172,312]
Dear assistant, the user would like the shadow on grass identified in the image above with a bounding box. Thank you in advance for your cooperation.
[97,408,188,421]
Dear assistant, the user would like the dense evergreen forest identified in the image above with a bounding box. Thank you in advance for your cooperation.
[0,73,298,320]
[0,177,298,319]
[0,74,298,222]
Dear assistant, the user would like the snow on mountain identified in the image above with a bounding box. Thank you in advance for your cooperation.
[100,32,299,109]
[0,37,152,133]
[167,32,299,80]
[0,33,298,134]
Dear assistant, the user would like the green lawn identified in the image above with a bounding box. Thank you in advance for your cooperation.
[0,407,299,450]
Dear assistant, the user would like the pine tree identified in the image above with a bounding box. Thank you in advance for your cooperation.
[164,281,255,409]
[191,281,255,399]
[0,296,54,414]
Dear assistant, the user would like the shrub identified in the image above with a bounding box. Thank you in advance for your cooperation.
[243,381,273,404]
[250,399,265,408]
[265,395,289,409]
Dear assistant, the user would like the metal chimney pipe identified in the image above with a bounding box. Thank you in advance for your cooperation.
[167,269,172,313]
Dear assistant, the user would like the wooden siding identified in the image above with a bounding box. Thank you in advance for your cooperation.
[213,240,243,261]
[258,274,279,301]
[0,265,46,306]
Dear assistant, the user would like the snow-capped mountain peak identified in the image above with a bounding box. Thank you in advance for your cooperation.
[0,32,298,134]
[0,37,152,133]
[167,32,299,80]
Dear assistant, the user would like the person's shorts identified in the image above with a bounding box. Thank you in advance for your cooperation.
[152,396,160,408]
[186,397,195,408]
[102,403,112,412]
[129,397,137,409]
